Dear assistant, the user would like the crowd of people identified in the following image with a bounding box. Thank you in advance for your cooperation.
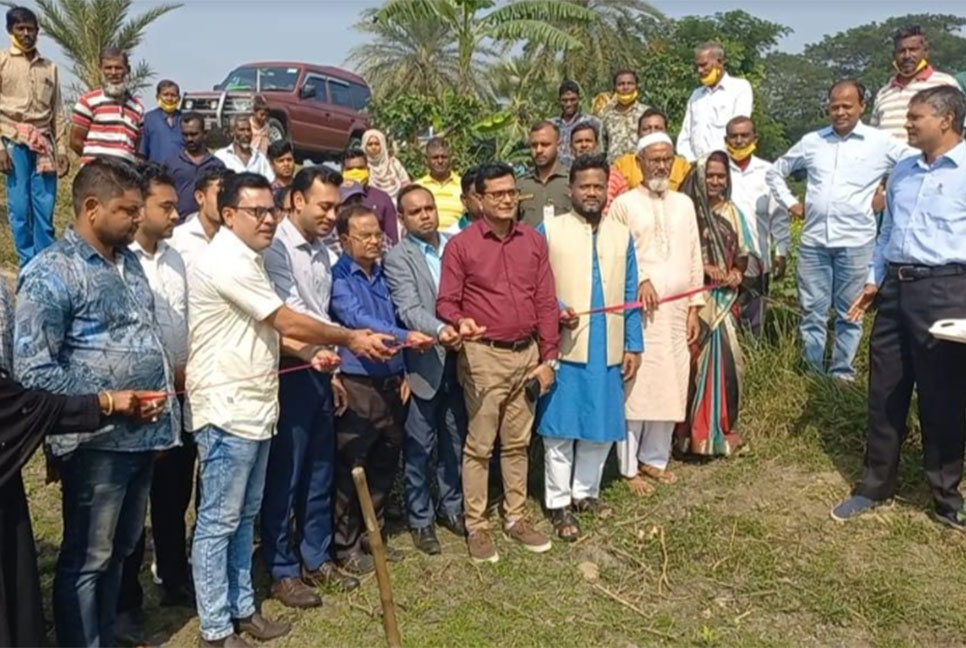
[0,5,965,647]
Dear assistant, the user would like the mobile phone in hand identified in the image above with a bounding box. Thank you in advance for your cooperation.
[524,377,541,403]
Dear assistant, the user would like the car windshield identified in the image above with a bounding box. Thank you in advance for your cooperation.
[216,66,300,92]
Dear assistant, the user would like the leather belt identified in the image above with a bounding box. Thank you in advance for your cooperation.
[478,336,534,352]
[888,263,966,282]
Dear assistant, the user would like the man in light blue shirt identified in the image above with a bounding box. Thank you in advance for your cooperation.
[383,185,467,555]
[260,166,362,607]
[767,79,912,380]
[832,86,966,529]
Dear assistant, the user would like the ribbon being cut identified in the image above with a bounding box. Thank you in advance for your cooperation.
[575,283,723,316]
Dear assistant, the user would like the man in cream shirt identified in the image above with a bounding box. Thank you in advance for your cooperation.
[186,172,395,647]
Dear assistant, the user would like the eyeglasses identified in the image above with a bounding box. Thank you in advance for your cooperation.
[482,189,520,201]
[347,232,384,244]
[233,205,279,224]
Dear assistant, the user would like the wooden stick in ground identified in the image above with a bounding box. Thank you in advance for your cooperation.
[352,466,402,648]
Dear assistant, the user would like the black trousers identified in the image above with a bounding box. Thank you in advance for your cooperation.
[333,375,405,561]
[856,273,966,515]
[118,431,197,612]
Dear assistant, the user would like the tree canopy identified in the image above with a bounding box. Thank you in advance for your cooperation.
[352,3,966,168]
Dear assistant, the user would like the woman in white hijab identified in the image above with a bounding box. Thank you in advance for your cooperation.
[361,129,410,200]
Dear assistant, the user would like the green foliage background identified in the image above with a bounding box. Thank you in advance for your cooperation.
[354,4,966,169]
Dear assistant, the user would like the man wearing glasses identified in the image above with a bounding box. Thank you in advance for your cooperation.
[437,162,561,564]
[186,173,396,647]
[329,204,435,574]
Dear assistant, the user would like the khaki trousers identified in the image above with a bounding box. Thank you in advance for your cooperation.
[458,341,539,533]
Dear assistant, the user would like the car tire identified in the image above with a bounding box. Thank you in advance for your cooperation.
[347,132,363,150]
[267,117,287,144]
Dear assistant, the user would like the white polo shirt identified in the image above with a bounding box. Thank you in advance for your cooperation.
[129,239,189,367]
[185,227,284,440]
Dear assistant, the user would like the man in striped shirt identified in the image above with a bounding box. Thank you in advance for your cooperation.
[70,47,144,164]
[871,25,961,142]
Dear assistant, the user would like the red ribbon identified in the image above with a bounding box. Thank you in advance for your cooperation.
[574,283,725,316]
[141,337,431,401]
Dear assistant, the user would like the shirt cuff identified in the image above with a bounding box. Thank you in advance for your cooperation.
[435,322,446,336]
[869,265,883,287]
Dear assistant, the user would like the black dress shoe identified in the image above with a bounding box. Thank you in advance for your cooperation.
[271,576,322,609]
[437,513,467,537]
[114,608,147,646]
[198,633,252,648]
[339,552,375,575]
[233,611,291,641]
[382,544,405,563]
[160,582,197,608]
[302,562,360,592]
[411,525,442,555]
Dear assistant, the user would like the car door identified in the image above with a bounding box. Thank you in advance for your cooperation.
[325,77,357,151]
[288,74,330,154]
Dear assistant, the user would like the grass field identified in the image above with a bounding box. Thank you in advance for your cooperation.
[8,175,966,647]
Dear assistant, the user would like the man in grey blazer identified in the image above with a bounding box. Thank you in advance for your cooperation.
[384,185,467,554]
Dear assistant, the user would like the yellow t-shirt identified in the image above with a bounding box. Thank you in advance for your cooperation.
[417,172,463,230]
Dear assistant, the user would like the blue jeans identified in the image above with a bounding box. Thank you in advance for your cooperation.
[4,140,55,267]
[260,371,335,581]
[797,242,874,379]
[53,449,155,648]
[404,358,467,528]
[192,426,270,641]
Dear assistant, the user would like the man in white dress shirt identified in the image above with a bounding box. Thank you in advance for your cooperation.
[766,79,911,381]
[170,166,231,278]
[724,116,789,337]
[677,41,753,162]
[214,114,275,182]
[127,164,194,609]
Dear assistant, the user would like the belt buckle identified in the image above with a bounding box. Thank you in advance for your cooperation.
[896,265,916,282]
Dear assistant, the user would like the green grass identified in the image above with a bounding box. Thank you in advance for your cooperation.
[10,179,966,646]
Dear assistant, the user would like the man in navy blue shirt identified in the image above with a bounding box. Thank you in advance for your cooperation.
[330,204,433,573]
[140,80,184,164]
[162,112,225,219]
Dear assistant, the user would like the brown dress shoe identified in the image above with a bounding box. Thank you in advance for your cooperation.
[302,562,360,592]
[270,576,322,609]
[233,612,291,641]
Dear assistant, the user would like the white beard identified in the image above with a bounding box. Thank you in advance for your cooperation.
[646,178,670,195]
[103,81,128,98]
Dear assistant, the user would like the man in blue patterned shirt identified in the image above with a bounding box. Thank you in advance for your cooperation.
[14,157,175,648]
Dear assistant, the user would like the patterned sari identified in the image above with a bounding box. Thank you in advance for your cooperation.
[676,153,754,456]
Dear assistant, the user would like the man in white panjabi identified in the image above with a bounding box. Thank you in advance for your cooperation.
[609,132,704,497]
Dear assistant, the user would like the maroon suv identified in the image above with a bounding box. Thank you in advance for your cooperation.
[183,61,371,160]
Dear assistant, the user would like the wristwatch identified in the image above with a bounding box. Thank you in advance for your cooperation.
[545,359,560,372]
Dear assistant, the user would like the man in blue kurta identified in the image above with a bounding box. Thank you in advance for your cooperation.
[537,153,643,541]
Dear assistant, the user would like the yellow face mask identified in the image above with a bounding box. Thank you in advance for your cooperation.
[700,66,723,87]
[615,90,639,107]
[727,141,757,162]
[10,33,35,53]
[893,58,928,77]
[158,98,180,113]
[343,168,369,185]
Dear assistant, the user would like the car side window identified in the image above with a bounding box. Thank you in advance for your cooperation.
[328,79,353,108]
[301,76,329,103]
[348,83,371,111]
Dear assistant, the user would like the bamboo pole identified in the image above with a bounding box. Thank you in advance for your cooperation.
[352,466,402,648]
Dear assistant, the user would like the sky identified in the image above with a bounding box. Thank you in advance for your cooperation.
[29,0,966,96]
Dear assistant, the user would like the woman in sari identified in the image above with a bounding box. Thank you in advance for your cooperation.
[0,284,165,646]
[676,151,756,457]
[362,129,410,201]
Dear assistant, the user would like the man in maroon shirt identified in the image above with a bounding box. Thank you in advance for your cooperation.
[437,162,561,564]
